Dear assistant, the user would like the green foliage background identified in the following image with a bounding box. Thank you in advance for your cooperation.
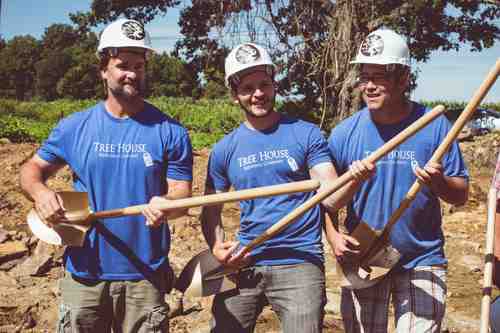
[0,98,242,149]
[1,98,499,149]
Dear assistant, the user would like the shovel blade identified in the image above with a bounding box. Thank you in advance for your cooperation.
[350,222,382,259]
[175,249,237,298]
[58,191,92,222]
[27,209,88,246]
[337,245,401,290]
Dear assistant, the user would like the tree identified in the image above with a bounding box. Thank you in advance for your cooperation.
[34,24,99,100]
[72,1,500,127]
[51,31,101,100]
[147,53,201,98]
[35,51,74,100]
[57,61,103,100]
[0,36,40,100]
[40,24,80,56]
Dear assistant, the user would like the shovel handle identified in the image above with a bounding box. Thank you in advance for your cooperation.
[431,59,499,164]
[480,187,498,333]
[363,59,500,262]
[93,179,321,219]
[234,105,447,258]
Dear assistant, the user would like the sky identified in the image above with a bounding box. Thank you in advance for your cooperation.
[1,0,498,103]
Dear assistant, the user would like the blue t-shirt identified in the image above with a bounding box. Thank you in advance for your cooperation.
[207,115,331,266]
[328,103,468,270]
[37,102,193,280]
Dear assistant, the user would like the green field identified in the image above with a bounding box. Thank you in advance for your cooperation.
[1,98,499,149]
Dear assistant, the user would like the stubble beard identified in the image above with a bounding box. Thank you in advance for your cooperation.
[109,80,146,101]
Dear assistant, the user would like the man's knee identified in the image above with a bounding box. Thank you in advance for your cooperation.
[57,303,109,333]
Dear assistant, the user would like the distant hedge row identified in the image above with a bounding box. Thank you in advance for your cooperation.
[0,97,242,149]
[1,97,499,149]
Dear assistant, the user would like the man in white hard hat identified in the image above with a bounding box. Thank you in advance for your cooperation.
[326,28,469,332]
[200,42,372,333]
[19,18,193,332]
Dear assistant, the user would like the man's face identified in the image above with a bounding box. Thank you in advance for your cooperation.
[232,70,276,119]
[358,64,407,112]
[101,50,146,101]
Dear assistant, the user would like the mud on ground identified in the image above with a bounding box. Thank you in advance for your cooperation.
[0,133,499,332]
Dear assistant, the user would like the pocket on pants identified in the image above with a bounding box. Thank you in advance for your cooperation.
[147,305,169,333]
[57,303,72,333]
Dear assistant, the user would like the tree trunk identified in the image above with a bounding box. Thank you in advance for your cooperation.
[318,1,366,129]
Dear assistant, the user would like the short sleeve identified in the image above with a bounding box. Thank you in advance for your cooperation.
[327,126,349,174]
[439,118,469,179]
[206,143,231,192]
[305,125,332,168]
[37,119,69,164]
[166,130,193,181]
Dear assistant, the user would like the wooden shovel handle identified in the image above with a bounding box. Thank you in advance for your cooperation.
[480,187,498,333]
[93,179,320,219]
[367,59,500,256]
[235,105,447,258]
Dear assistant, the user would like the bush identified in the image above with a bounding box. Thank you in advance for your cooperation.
[0,97,242,149]
[4,97,496,148]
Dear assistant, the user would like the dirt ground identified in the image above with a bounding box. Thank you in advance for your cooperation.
[0,132,499,332]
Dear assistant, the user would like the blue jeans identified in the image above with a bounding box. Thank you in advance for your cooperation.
[210,262,326,333]
[57,268,174,333]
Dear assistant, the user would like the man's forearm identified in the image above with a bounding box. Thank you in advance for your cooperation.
[322,179,362,212]
[19,159,52,201]
[200,205,224,250]
[164,179,192,219]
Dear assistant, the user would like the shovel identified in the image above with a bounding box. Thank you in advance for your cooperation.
[339,59,500,290]
[27,179,321,246]
[176,104,447,298]
[480,187,497,333]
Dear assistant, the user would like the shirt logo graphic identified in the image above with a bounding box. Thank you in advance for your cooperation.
[360,34,384,57]
[143,152,153,167]
[287,156,299,172]
[122,21,145,41]
[411,159,419,172]
[235,44,261,64]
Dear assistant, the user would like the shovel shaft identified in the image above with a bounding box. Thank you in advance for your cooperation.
[92,179,320,219]
[433,58,499,163]
[480,187,498,333]
[236,105,447,258]
[361,59,500,266]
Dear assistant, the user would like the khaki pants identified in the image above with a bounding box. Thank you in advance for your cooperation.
[57,269,173,333]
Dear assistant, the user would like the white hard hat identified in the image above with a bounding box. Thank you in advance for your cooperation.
[97,18,155,57]
[351,29,410,67]
[225,42,275,87]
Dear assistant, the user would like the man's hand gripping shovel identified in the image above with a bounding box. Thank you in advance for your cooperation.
[338,59,500,290]
[176,104,449,298]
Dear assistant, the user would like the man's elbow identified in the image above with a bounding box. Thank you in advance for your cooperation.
[451,183,469,206]
[454,191,468,206]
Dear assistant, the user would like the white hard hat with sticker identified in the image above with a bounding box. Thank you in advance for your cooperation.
[351,29,410,67]
[97,18,155,57]
[225,42,275,87]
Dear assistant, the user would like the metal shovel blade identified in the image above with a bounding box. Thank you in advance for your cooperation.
[55,191,92,222]
[350,221,382,258]
[27,209,63,245]
[27,209,89,246]
[338,244,401,290]
[26,191,94,246]
[175,249,238,298]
